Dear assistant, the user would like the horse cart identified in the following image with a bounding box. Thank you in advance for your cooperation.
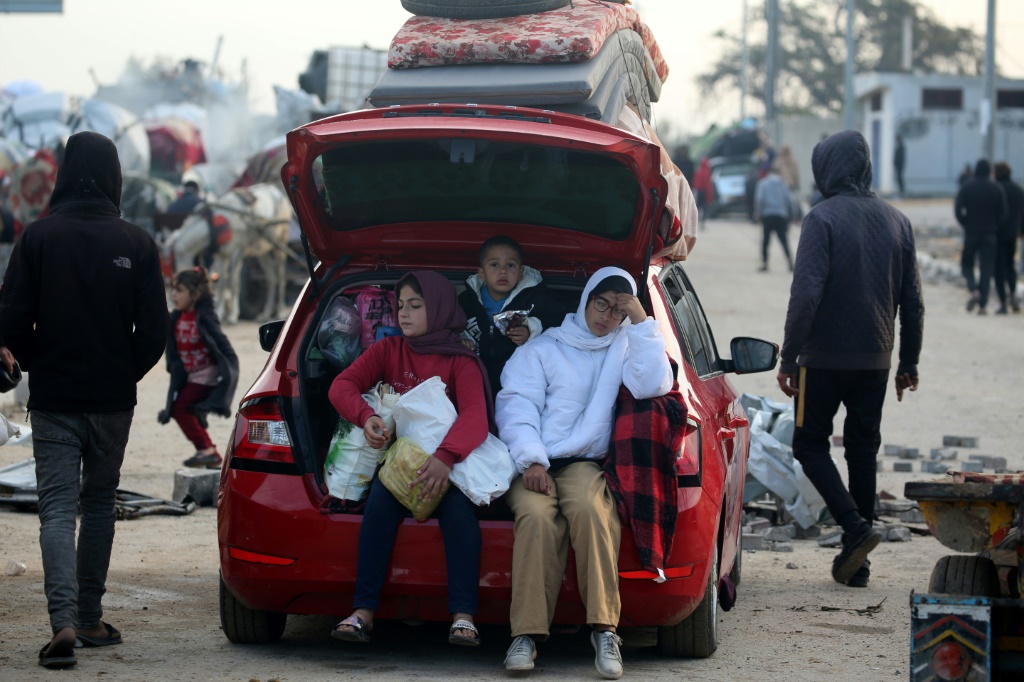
[905,475,1024,681]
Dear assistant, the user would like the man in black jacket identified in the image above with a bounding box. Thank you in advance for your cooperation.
[955,159,1008,314]
[993,162,1024,314]
[777,131,924,588]
[0,132,168,668]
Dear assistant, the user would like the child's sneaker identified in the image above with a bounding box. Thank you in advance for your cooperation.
[183,452,222,469]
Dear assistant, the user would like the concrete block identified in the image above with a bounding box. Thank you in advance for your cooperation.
[768,541,794,553]
[959,461,983,473]
[959,437,979,448]
[764,524,796,541]
[898,508,926,524]
[883,444,904,456]
[817,532,843,548]
[943,436,979,448]
[898,447,921,460]
[968,455,1007,471]
[747,517,772,534]
[793,524,822,539]
[921,460,951,474]
[741,534,765,551]
[877,460,884,472]
[930,447,958,461]
[893,461,914,472]
[172,468,221,507]
[886,527,913,542]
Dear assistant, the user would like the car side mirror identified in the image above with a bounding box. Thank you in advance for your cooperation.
[259,320,285,352]
[723,337,778,374]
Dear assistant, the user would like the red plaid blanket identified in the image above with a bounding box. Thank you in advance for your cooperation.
[603,365,686,577]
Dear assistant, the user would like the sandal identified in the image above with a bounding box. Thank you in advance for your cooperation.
[448,619,480,647]
[76,622,123,648]
[39,637,77,669]
[331,615,371,643]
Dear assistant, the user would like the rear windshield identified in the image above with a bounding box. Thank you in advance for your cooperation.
[312,138,641,238]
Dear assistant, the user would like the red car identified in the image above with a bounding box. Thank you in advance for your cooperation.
[217,104,778,658]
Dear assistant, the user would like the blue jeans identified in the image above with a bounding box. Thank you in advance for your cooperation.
[32,410,134,633]
[354,477,481,615]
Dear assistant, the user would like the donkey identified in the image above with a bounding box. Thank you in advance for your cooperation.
[164,182,292,325]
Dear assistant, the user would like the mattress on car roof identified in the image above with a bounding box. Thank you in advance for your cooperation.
[387,0,669,87]
[368,29,661,109]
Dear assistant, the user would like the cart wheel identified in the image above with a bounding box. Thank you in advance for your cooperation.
[928,555,1000,597]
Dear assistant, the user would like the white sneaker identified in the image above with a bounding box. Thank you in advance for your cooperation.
[504,635,537,673]
[590,630,623,680]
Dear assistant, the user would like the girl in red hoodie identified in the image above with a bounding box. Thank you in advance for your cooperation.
[328,271,491,647]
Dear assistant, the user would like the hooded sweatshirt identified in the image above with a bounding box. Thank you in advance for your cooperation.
[495,267,673,473]
[0,131,169,412]
[955,160,1008,238]
[780,131,924,376]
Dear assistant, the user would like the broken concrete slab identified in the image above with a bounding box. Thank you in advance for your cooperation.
[817,531,843,548]
[742,534,765,551]
[747,517,772,534]
[943,436,979,448]
[886,527,912,542]
[920,461,950,474]
[898,447,921,460]
[793,524,822,540]
[967,455,1007,471]
[898,508,926,524]
[172,468,221,507]
[764,524,796,542]
[883,444,904,456]
[768,541,794,552]
[930,447,958,461]
[958,461,983,473]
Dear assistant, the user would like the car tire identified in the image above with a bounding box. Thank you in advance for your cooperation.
[928,555,1000,597]
[657,548,719,658]
[220,575,287,644]
[400,0,570,20]
[729,534,742,587]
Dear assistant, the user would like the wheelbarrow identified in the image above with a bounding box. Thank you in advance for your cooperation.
[905,474,1024,681]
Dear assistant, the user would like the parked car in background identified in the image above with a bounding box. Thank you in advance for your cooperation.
[217,104,778,658]
[708,156,755,218]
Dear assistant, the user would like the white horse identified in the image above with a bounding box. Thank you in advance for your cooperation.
[164,182,292,325]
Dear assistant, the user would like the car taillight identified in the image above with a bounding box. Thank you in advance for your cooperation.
[675,416,701,478]
[230,398,295,464]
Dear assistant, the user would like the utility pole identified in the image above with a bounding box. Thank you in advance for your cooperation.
[740,0,748,121]
[765,0,778,124]
[981,0,996,162]
[844,0,856,131]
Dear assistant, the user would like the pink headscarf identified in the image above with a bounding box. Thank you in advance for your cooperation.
[396,271,494,428]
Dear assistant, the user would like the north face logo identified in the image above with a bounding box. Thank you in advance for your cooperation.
[113,257,131,269]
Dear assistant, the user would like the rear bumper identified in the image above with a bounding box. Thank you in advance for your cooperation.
[219,470,720,626]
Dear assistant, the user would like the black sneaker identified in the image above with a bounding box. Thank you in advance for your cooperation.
[832,525,882,584]
[183,452,223,469]
[846,560,870,588]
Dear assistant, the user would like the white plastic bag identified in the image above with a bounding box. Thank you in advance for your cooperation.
[392,376,516,506]
[324,384,399,501]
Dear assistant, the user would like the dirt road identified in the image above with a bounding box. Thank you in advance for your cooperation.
[1,200,1019,681]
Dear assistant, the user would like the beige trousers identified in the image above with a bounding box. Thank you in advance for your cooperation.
[506,461,621,637]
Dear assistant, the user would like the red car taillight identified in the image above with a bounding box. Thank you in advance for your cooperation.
[675,415,702,478]
[230,398,295,464]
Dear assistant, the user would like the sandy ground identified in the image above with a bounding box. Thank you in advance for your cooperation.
[1,199,1020,681]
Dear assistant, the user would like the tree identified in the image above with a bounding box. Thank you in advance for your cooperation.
[697,0,983,117]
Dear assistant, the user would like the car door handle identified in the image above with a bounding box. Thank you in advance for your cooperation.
[728,416,749,429]
[719,427,736,440]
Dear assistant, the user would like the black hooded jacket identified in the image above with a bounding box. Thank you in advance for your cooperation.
[955,160,1008,238]
[996,175,1024,242]
[0,131,169,412]
[780,131,924,375]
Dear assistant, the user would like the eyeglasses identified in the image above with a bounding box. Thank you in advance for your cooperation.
[591,296,628,320]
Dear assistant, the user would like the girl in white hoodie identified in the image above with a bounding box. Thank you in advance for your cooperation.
[495,267,673,680]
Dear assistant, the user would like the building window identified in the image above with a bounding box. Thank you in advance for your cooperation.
[997,90,1024,109]
[922,88,963,110]
[870,93,882,111]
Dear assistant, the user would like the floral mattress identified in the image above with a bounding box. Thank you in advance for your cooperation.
[388,0,669,84]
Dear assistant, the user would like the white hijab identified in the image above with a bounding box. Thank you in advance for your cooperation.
[545,266,636,351]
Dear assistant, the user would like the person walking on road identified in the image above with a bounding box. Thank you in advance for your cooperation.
[754,162,801,272]
[0,132,169,669]
[777,130,924,589]
[993,162,1024,314]
[955,159,1008,315]
[893,134,906,196]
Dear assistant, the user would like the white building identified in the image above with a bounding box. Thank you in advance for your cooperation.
[855,72,1024,196]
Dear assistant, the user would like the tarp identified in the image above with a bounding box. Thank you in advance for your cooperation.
[74,99,150,174]
[144,117,207,181]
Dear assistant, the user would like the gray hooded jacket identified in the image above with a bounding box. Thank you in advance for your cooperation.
[780,131,924,375]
